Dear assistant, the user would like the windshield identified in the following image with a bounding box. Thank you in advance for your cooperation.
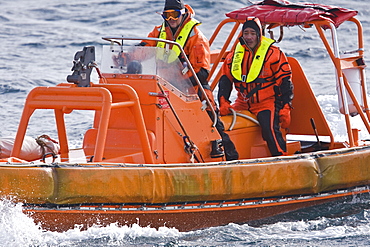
[101,44,196,95]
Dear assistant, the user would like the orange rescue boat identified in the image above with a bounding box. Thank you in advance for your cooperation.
[0,0,370,232]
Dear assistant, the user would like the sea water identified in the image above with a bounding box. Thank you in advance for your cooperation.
[1,0,370,246]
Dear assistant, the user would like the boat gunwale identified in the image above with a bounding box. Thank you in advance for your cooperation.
[1,144,370,168]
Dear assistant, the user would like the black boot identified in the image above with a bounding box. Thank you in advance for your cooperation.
[210,139,225,158]
[221,133,239,161]
[207,111,239,161]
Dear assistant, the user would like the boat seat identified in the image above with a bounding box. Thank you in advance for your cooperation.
[220,110,259,130]
[83,128,156,162]
[220,110,301,157]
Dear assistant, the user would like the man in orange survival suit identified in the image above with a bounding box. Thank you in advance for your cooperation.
[138,0,238,160]
[218,17,294,156]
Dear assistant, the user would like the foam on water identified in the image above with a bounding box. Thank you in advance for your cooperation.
[0,199,182,247]
[0,199,44,246]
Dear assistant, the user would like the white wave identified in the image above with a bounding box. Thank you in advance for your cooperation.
[0,199,44,246]
[0,199,181,246]
[215,214,370,244]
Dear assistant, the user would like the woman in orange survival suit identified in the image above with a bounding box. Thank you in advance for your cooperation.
[218,17,294,156]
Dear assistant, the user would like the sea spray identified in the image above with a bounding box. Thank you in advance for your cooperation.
[0,200,182,246]
[0,199,45,246]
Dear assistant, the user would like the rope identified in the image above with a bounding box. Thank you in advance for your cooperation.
[35,135,59,162]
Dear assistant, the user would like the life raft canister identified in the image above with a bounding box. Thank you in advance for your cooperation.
[156,18,200,63]
[231,36,275,83]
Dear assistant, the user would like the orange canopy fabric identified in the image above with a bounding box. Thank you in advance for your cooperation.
[226,0,358,28]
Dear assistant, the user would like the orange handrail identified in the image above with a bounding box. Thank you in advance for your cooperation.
[342,76,370,134]
[348,17,370,123]
[12,86,113,162]
[314,20,354,146]
[208,19,242,90]
[314,18,370,145]
[11,85,154,163]
[92,84,154,163]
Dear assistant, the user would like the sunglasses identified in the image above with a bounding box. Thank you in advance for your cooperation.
[161,9,185,21]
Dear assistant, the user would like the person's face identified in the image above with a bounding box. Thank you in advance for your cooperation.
[242,27,259,49]
[162,9,183,29]
[167,13,183,29]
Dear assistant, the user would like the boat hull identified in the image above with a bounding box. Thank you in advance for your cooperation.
[1,146,369,231]
[25,186,369,232]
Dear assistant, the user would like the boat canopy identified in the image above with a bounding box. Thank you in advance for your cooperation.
[226,0,358,28]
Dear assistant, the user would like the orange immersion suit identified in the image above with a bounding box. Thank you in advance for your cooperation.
[139,4,239,160]
[140,4,210,87]
[218,18,293,156]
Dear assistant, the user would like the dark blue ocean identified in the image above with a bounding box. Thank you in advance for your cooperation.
[1,0,370,246]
